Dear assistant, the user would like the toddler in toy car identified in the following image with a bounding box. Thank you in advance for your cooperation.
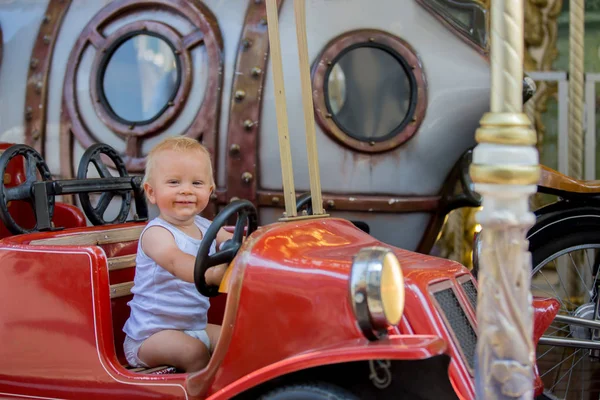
[123,136,231,372]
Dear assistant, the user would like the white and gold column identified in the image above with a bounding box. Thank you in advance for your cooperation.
[470,0,540,398]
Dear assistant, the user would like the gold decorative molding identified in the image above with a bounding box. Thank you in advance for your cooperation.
[470,164,541,185]
[475,112,538,145]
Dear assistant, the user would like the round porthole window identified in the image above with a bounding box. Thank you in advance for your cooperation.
[325,46,413,142]
[313,30,427,153]
[99,32,181,125]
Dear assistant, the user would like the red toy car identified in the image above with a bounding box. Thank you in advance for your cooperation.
[0,143,559,399]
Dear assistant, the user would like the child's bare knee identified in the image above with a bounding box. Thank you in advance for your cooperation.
[179,340,210,372]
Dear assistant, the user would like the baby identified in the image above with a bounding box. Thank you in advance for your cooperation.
[123,136,232,372]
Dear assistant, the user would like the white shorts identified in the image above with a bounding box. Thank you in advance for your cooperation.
[124,330,211,368]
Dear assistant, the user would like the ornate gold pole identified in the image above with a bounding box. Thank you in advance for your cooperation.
[470,0,540,398]
[569,0,585,180]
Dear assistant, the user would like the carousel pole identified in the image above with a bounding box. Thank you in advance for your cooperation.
[470,0,540,398]
[265,0,297,217]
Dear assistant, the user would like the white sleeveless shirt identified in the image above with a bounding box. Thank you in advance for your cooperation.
[123,215,216,341]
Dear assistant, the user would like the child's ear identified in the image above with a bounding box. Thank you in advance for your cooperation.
[143,182,157,204]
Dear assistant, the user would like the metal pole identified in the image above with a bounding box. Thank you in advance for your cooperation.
[293,0,325,215]
[569,0,585,180]
[265,0,297,217]
[470,0,540,398]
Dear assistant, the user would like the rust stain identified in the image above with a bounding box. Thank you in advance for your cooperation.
[224,0,283,206]
[24,0,72,154]
[60,0,223,186]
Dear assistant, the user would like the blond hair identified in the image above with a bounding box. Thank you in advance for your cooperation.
[143,136,214,187]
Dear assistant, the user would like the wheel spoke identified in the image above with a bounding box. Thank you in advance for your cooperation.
[96,192,114,215]
[232,213,248,244]
[536,270,573,311]
[553,264,580,310]
[5,185,28,201]
[541,348,581,378]
[548,351,586,392]
[543,324,572,337]
[25,153,39,182]
[538,344,560,360]
[563,344,578,395]
[568,252,589,297]
[92,154,111,178]
[533,243,600,400]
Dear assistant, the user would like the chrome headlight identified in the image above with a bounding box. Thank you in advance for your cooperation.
[349,247,405,340]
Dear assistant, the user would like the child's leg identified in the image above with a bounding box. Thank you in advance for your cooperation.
[138,330,210,372]
[205,323,221,354]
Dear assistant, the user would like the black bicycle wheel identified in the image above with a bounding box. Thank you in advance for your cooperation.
[528,211,600,400]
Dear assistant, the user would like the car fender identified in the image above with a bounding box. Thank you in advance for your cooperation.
[532,297,560,397]
[528,201,600,239]
[206,335,448,399]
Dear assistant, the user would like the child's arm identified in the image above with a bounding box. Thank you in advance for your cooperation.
[142,226,196,283]
[142,226,236,287]
[205,228,236,285]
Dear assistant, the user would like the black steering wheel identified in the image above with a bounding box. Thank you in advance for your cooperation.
[0,145,54,234]
[77,144,132,225]
[194,199,258,297]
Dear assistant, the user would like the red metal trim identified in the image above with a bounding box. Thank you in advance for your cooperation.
[60,0,223,179]
[224,0,283,205]
[24,0,72,153]
[312,29,428,153]
[531,297,560,397]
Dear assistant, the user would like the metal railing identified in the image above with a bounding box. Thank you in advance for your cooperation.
[585,73,600,180]
[527,71,599,180]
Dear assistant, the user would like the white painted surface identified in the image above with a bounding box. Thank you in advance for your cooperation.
[258,0,490,195]
[0,0,490,251]
[0,0,49,145]
[46,0,112,176]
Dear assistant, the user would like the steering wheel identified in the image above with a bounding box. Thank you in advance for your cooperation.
[194,199,258,297]
[77,143,132,225]
[0,145,54,234]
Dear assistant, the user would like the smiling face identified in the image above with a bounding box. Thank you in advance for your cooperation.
[143,148,214,227]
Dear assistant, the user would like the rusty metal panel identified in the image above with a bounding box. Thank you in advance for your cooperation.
[224,0,283,205]
[24,0,72,153]
[59,0,223,178]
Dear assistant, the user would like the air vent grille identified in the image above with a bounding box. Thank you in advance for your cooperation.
[433,288,477,370]
[461,279,478,310]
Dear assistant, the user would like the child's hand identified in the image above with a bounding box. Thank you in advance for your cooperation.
[216,227,234,250]
[205,263,228,286]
